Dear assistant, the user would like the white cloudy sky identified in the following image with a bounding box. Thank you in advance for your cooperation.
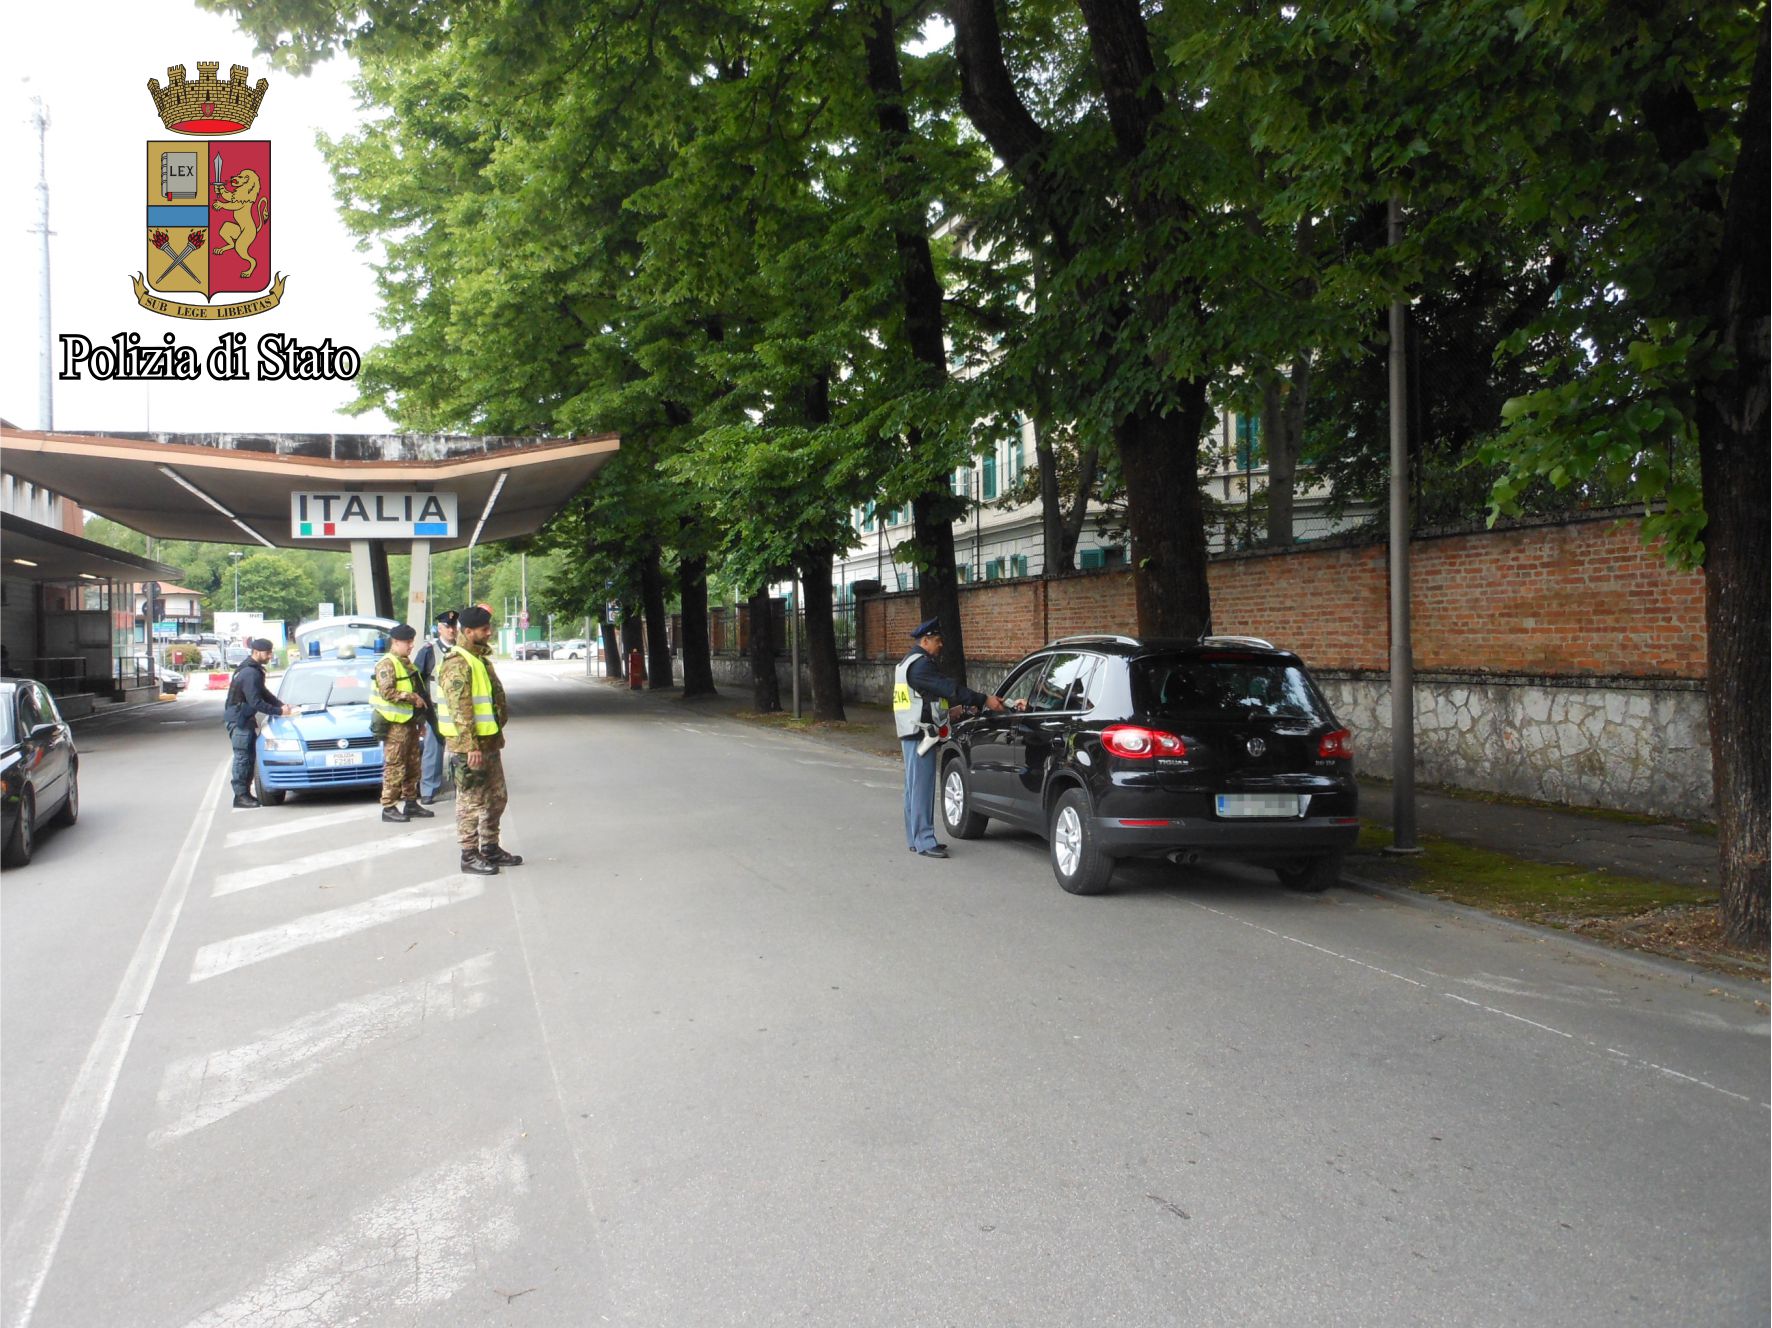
[1,0,395,433]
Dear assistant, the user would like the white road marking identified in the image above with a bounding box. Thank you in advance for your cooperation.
[211,826,455,896]
[154,954,496,1143]
[180,1134,530,1327]
[1,760,230,1328]
[1188,896,1763,1111]
[222,805,382,850]
[1443,992,1574,1038]
[1186,899,1427,987]
[1603,1047,1762,1106]
[190,877,484,983]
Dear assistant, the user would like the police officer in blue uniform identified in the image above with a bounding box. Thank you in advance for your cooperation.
[894,617,1014,857]
[223,637,295,808]
[412,609,458,804]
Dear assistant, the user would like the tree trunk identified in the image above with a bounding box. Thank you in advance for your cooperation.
[797,545,847,721]
[862,0,970,685]
[639,544,672,690]
[1698,14,1769,947]
[1263,354,1312,548]
[601,619,622,677]
[677,553,716,698]
[747,586,781,712]
[946,0,1211,638]
[1062,438,1101,569]
[913,489,968,684]
[1034,414,1066,575]
[1120,394,1213,638]
[620,594,644,680]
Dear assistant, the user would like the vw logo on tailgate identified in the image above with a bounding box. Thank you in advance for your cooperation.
[1246,737,1266,758]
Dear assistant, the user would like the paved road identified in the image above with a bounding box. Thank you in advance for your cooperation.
[3,663,1766,1327]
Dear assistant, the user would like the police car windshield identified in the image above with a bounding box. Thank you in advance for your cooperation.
[1132,654,1330,724]
[281,661,377,708]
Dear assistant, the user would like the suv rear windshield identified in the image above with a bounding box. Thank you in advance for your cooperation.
[1132,654,1332,724]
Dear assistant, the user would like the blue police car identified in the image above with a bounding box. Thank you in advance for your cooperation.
[253,653,386,805]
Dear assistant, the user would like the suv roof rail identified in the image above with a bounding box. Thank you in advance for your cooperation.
[1201,634,1277,650]
[1050,633,1141,647]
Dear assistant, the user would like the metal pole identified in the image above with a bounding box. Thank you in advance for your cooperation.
[1387,195,1420,854]
[790,577,802,719]
[32,98,53,432]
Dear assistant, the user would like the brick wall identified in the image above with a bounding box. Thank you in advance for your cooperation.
[855,514,1706,681]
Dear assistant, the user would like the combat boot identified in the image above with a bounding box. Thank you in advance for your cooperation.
[403,800,435,819]
[381,804,409,823]
[480,845,524,866]
[460,849,499,875]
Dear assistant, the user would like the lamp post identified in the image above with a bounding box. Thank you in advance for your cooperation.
[229,551,244,611]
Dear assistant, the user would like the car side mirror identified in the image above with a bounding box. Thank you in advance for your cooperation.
[32,722,59,738]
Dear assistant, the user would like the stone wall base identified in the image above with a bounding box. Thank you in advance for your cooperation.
[1318,671,1712,821]
[706,657,1714,821]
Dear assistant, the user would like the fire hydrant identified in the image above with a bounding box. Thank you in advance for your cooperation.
[627,649,644,690]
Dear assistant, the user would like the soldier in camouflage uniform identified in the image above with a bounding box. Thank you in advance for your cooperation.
[436,605,520,874]
[373,624,435,824]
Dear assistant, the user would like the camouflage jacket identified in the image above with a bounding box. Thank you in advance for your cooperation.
[436,638,507,755]
[373,654,425,712]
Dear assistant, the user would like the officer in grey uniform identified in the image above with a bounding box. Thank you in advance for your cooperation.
[894,617,1011,857]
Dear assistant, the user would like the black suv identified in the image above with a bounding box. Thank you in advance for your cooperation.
[937,635,1359,895]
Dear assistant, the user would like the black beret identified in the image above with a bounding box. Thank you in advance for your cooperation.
[390,624,418,642]
[459,605,493,629]
[910,617,943,639]
[249,638,274,652]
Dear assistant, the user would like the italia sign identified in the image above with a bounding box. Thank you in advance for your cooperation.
[291,491,458,540]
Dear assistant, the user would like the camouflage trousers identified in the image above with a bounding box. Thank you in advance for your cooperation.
[451,749,508,851]
[380,721,422,806]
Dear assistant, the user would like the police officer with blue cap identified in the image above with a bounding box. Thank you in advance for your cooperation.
[894,617,1019,857]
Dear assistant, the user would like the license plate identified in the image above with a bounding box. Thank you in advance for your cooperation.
[321,750,364,768]
[1216,793,1306,819]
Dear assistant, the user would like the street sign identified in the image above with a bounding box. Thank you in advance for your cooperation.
[290,490,458,540]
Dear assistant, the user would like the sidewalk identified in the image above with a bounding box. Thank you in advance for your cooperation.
[577,671,1761,991]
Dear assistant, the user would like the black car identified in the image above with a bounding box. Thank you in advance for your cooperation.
[513,641,554,660]
[937,635,1359,895]
[1,678,80,867]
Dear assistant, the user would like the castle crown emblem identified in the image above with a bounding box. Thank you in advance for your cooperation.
[147,62,268,136]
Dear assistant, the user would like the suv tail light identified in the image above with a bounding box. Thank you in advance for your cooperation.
[1317,728,1353,759]
[1102,725,1186,759]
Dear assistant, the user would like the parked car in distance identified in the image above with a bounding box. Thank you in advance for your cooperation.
[552,638,594,659]
[158,666,186,694]
[513,641,554,660]
[937,635,1359,895]
[1,678,79,867]
[252,656,384,805]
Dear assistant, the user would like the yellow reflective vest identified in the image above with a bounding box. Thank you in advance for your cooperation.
[370,654,418,724]
[436,646,500,737]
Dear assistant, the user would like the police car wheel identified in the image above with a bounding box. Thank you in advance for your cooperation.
[254,767,287,806]
[940,758,987,839]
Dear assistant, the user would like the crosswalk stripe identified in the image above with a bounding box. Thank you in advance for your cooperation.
[155,954,496,1143]
[180,1134,529,1327]
[222,805,383,850]
[190,877,483,983]
[211,826,455,897]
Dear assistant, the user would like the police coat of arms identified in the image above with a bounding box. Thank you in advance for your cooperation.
[135,63,285,318]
